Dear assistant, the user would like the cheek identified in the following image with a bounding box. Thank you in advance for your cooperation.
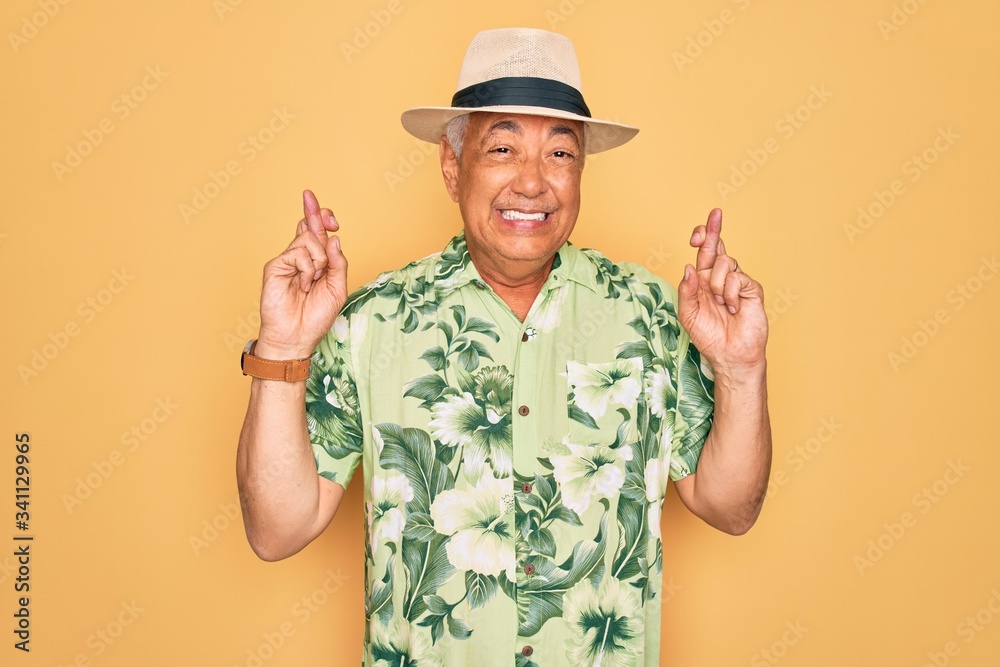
[555,177,582,209]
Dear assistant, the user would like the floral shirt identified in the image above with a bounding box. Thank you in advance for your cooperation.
[306,233,715,667]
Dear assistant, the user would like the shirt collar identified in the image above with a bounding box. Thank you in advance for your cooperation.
[434,232,602,299]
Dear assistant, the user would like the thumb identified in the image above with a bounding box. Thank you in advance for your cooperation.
[676,264,698,321]
[325,235,349,297]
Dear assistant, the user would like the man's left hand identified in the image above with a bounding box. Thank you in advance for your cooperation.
[677,208,768,375]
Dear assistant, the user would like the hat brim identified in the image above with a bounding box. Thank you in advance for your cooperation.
[400,105,638,155]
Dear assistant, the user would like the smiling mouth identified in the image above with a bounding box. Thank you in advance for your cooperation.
[499,209,549,222]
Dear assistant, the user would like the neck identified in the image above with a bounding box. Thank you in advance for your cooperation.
[468,249,554,322]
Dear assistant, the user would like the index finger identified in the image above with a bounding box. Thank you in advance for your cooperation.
[695,208,724,272]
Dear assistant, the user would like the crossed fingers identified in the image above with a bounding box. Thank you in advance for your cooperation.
[690,208,750,314]
[284,190,340,291]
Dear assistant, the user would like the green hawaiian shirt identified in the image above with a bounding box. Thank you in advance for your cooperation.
[306,232,715,667]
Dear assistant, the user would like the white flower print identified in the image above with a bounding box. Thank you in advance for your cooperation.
[562,576,643,667]
[551,441,633,514]
[429,473,516,580]
[567,359,643,419]
[367,473,413,553]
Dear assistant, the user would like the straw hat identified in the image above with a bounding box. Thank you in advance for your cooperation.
[400,28,639,154]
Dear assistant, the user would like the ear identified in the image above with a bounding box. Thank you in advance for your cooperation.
[440,136,460,202]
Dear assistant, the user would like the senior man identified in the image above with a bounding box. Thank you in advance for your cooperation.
[237,27,770,667]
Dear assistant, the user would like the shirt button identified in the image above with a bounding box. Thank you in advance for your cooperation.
[521,482,532,494]
[473,280,486,290]
[524,563,535,575]
[518,405,530,417]
[521,645,534,657]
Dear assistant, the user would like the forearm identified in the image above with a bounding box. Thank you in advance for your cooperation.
[683,361,772,534]
[236,376,336,560]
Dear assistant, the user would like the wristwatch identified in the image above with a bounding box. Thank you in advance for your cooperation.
[240,339,311,382]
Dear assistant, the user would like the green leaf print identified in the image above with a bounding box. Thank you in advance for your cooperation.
[615,340,655,370]
[376,424,453,514]
[402,512,437,543]
[403,374,449,408]
[466,571,498,610]
[613,428,654,581]
[447,615,473,640]
[402,535,454,622]
[419,347,448,372]
[366,560,394,625]
[568,404,599,430]
[508,506,610,636]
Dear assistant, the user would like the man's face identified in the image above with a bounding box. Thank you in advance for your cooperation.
[440,112,585,281]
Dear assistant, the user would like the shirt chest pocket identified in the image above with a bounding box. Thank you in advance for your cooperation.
[564,357,645,448]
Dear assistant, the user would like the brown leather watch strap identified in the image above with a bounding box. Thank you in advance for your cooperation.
[241,340,311,382]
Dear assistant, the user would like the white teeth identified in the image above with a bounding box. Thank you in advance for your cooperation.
[501,210,547,221]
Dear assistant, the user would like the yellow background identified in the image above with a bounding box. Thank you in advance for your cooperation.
[2,0,998,665]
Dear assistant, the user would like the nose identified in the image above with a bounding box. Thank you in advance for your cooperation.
[510,154,546,198]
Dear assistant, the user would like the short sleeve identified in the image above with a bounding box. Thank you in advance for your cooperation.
[305,315,364,489]
[616,262,715,484]
[668,330,715,482]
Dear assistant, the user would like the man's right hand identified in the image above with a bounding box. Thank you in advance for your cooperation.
[255,189,348,360]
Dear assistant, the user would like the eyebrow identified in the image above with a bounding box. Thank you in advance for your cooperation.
[483,119,582,149]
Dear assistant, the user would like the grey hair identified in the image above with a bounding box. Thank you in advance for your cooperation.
[445,113,471,161]
[444,112,589,162]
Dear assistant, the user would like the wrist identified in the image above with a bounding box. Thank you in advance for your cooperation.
[253,338,316,361]
[709,358,767,387]
[241,339,313,383]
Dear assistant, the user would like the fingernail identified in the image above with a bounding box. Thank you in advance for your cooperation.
[714,295,725,304]
[683,265,690,281]
[727,305,736,314]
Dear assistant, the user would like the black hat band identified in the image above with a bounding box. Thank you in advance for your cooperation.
[451,76,591,118]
